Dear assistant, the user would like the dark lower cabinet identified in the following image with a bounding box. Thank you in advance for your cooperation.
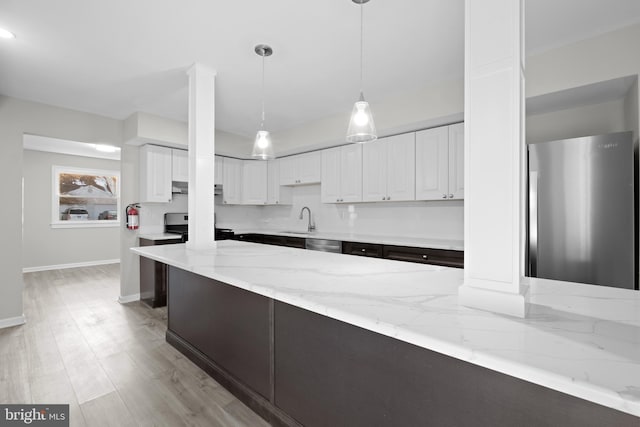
[342,241,384,258]
[167,267,272,400]
[274,302,637,427]
[235,233,305,249]
[139,237,182,308]
[383,245,464,268]
[165,269,638,427]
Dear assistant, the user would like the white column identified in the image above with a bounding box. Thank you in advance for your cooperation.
[458,0,529,317]
[186,63,217,250]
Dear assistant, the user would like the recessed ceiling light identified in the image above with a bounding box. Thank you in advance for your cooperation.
[0,28,16,39]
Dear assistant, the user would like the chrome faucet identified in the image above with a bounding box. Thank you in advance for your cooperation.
[299,206,315,232]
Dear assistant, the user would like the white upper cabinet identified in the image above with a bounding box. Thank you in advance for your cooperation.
[242,160,267,205]
[214,155,224,186]
[362,133,415,202]
[267,159,291,205]
[415,127,448,200]
[321,145,362,203]
[448,123,465,199]
[171,149,188,182]
[279,151,321,185]
[222,157,243,205]
[415,123,464,200]
[139,144,172,203]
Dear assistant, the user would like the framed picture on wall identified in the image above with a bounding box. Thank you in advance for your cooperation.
[51,165,120,228]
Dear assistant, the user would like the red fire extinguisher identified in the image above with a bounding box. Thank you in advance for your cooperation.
[126,204,140,230]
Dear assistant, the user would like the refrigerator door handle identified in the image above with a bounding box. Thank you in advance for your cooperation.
[529,171,538,277]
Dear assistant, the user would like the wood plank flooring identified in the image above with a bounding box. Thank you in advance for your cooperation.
[1,264,270,427]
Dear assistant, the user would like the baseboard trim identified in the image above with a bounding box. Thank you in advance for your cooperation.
[23,259,120,273]
[118,293,140,304]
[0,315,26,330]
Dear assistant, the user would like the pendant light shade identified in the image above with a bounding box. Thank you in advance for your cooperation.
[346,0,377,143]
[252,130,274,159]
[346,92,377,143]
[252,44,275,160]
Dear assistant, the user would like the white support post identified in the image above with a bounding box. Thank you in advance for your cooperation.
[186,63,217,250]
[458,0,529,317]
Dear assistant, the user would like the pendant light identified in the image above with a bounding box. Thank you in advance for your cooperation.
[252,44,275,159]
[346,0,377,143]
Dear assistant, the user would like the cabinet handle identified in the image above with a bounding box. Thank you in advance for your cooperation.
[276,201,279,204]
[387,196,391,201]
[449,194,454,198]
[442,194,447,199]
[361,248,366,252]
[422,255,428,259]
[382,196,385,201]
[224,200,227,204]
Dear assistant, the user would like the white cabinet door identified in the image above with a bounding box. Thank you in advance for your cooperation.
[386,133,415,201]
[280,152,322,185]
[340,144,363,202]
[415,127,449,200]
[267,159,289,205]
[139,144,172,203]
[362,140,388,202]
[297,151,321,184]
[222,157,242,205]
[171,149,189,182]
[279,156,297,185]
[321,147,341,203]
[448,122,465,199]
[214,155,224,186]
[242,161,267,205]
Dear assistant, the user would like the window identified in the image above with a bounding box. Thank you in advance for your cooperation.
[51,166,120,228]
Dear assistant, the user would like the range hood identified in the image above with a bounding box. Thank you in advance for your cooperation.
[171,182,223,195]
[172,181,188,195]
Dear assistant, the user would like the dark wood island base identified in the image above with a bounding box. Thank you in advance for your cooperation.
[167,267,638,427]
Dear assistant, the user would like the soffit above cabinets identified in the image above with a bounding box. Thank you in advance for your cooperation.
[526,75,637,116]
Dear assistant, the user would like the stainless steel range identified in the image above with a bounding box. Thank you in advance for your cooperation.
[165,212,234,241]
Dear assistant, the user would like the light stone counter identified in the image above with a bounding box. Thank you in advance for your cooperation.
[131,240,640,417]
[138,233,183,241]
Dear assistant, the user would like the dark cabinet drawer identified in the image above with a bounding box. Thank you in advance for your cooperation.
[383,245,464,268]
[234,233,305,249]
[342,241,384,258]
[234,233,263,243]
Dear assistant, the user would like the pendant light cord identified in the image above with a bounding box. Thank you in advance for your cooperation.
[261,53,266,130]
[359,3,364,95]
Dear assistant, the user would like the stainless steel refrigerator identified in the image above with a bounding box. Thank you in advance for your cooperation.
[528,131,636,289]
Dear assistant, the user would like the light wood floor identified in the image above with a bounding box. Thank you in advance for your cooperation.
[1,264,270,427]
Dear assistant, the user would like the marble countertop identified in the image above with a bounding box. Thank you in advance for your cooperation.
[138,233,184,241]
[131,241,640,417]
[228,228,464,251]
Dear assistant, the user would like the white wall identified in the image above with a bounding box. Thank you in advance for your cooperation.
[215,185,464,241]
[0,95,123,325]
[526,97,628,144]
[22,150,121,270]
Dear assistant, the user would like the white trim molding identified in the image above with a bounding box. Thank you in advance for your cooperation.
[23,259,120,273]
[0,315,26,330]
[118,293,140,304]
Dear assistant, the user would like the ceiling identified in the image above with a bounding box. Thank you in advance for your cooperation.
[2,0,640,139]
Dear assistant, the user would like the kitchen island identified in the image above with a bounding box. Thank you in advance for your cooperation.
[131,240,640,426]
